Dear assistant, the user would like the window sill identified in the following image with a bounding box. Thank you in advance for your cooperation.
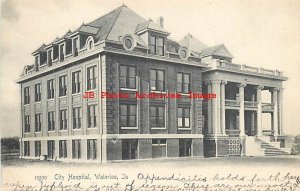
[59,95,67,98]
[24,104,30,106]
[151,127,166,130]
[34,101,41,104]
[73,129,82,131]
[150,91,166,94]
[24,132,30,134]
[35,131,42,133]
[72,92,81,96]
[120,127,138,130]
[86,88,97,91]
[87,127,98,130]
[120,88,138,92]
[178,128,192,130]
[47,98,55,101]
[48,130,55,132]
[179,93,190,96]
[152,144,167,146]
[59,130,68,132]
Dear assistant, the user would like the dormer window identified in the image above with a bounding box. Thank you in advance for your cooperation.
[149,35,164,56]
[35,56,39,71]
[73,37,79,57]
[66,39,72,55]
[40,52,47,66]
[53,45,59,60]
[59,44,65,62]
[48,50,52,66]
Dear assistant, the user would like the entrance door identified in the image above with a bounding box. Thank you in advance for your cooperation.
[122,139,138,160]
[47,140,55,159]
[179,139,192,157]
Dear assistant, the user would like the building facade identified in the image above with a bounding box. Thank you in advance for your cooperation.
[17,5,289,163]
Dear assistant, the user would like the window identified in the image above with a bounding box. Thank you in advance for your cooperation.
[35,141,41,157]
[48,111,55,131]
[178,108,190,129]
[47,79,55,99]
[35,113,42,132]
[150,69,165,91]
[149,35,164,56]
[73,107,81,129]
[72,71,81,94]
[72,139,81,159]
[59,75,67,97]
[66,39,72,55]
[149,35,156,54]
[120,66,136,89]
[179,139,192,157]
[177,73,190,94]
[47,140,55,159]
[24,115,30,133]
[120,104,137,128]
[53,45,59,60]
[35,83,41,102]
[152,139,166,158]
[24,141,30,156]
[60,44,65,62]
[87,139,97,160]
[73,38,79,57]
[60,109,67,130]
[59,140,67,158]
[48,49,52,66]
[150,106,165,128]
[87,66,97,90]
[87,105,97,128]
[35,56,39,71]
[157,37,164,56]
[122,139,138,160]
[24,87,30,104]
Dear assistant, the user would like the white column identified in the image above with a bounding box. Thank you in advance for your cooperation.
[206,81,212,134]
[278,88,284,135]
[211,80,221,135]
[271,88,279,137]
[255,86,264,137]
[221,81,227,135]
[237,83,246,136]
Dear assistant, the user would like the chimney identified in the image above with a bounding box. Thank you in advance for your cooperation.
[157,16,164,28]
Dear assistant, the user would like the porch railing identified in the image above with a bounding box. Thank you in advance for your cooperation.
[262,103,274,111]
[225,99,239,107]
[244,101,258,108]
[262,130,274,136]
[226,129,240,137]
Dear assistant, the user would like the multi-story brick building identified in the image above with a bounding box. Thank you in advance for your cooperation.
[17,5,289,163]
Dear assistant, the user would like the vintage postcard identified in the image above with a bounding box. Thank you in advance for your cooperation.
[1,0,300,190]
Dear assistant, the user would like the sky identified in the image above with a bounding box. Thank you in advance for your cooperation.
[0,0,300,137]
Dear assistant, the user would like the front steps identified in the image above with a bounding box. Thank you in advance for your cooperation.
[260,141,291,156]
[244,136,291,157]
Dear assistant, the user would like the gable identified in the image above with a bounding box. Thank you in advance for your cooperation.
[213,45,233,58]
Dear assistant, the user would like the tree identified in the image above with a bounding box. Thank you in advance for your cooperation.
[1,137,19,155]
[291,135,300,155]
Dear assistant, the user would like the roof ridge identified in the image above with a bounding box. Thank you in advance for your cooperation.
[105,5,124,40]
[211,44,224,53]
[87,5,124,26]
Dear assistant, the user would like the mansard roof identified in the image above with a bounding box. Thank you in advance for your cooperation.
[32,44,46,55]
[179,34,208,53]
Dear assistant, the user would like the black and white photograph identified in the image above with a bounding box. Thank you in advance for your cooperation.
[1,0,300,190]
